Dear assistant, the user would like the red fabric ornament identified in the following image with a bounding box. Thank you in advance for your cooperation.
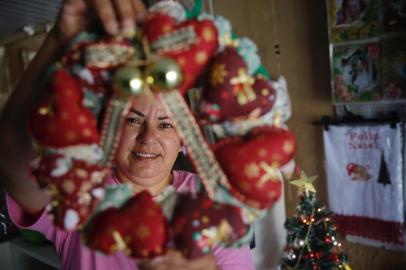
[33,154,108,230]
[171,192,248,259]
[214,126,296,208]
[143,12,218,94]
[62,38,135,94]
[30,70,100,148]
[85,191,168,259]
[200,48,276,122]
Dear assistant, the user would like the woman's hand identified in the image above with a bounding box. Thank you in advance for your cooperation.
[139,250,220,270]
[53,0,147,43]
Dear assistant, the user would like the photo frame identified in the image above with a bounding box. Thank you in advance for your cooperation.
[332,43,381,102]
[327,0,380,42]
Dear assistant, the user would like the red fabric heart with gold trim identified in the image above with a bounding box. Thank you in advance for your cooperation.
[214,126,296,208]
[171,192,248,259]
[143,13,218,94]
[85,191,168,259]
[200,48,276,122]
[30,70,99,148]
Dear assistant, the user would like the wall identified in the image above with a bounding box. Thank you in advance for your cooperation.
[213,0,406,269]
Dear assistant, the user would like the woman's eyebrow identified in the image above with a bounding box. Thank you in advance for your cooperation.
[158,116,170,120]
[129,108,145,117]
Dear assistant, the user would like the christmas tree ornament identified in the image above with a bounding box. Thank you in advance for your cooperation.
[145,58,183,91]
[143,12,218,94]
[171,191,249,259]
[30,70,100,148]
[214,126,296,208]
[33,153,108,230]
[113,65,145,97]
[85,191,168,258]
[200,48,276,123]
[290,171,317,195]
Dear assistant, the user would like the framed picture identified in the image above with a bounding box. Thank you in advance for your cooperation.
[327,0,380,43]
[332,43,381,102]
[382,36,406,99]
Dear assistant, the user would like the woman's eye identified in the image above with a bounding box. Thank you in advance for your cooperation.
[126,117,141,125]
[160,123,174,129]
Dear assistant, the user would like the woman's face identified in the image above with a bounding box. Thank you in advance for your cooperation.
[114,93,181,192]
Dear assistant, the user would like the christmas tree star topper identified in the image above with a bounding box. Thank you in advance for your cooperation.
[290,171,317,195]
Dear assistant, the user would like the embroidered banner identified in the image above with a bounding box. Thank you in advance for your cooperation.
[323,124,404,248]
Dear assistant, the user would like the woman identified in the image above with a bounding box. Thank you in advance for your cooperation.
[336,0,367,25]
[0,0,255,269]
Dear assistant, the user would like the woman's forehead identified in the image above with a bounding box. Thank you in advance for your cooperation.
[129,94,168,116]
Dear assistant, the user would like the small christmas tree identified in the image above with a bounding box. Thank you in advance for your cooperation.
[280,171,351,270]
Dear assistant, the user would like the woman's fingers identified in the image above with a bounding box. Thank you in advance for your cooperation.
[131,0,148,22]
[112,0,135,32]
[92,0,119,34]
[92,0,147,35]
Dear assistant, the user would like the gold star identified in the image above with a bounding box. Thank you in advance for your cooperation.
[163,24,172,33]
[61,111,69,120]
[290,171,317,195]
[178,57,186,67]
[78,115,87,124]
[210,63,228,86]
[75,168,88,179]
[65,131,78,141]
[258,148,268,158]
[203,27,215,42]
[244,162,261,178]
[283,141,294,154]
[136,225,151,240]
[82,128,92,137]
[62,180,75,194]
[195,51,208,64]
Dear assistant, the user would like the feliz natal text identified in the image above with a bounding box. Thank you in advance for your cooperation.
[347,130,379,150]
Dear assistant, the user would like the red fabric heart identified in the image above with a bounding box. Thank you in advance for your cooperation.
[30,70,99,148]
[33,154,108,230]
[143,13,218,94]
[201,48,276,122]
[171,192,248,259]
[214,126,296,208]
[85,191,168,259]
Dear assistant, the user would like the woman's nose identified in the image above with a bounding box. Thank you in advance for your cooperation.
[136,123,157,145]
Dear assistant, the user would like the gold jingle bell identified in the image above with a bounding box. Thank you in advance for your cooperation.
[145,58,183,91]
[113,66,144,97]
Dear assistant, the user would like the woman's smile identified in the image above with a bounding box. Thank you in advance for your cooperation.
[132,151,160,161]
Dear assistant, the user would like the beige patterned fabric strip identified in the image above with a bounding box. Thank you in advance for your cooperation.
[160,91,229,198]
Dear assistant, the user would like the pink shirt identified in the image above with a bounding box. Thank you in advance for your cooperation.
[7,170,255,270]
